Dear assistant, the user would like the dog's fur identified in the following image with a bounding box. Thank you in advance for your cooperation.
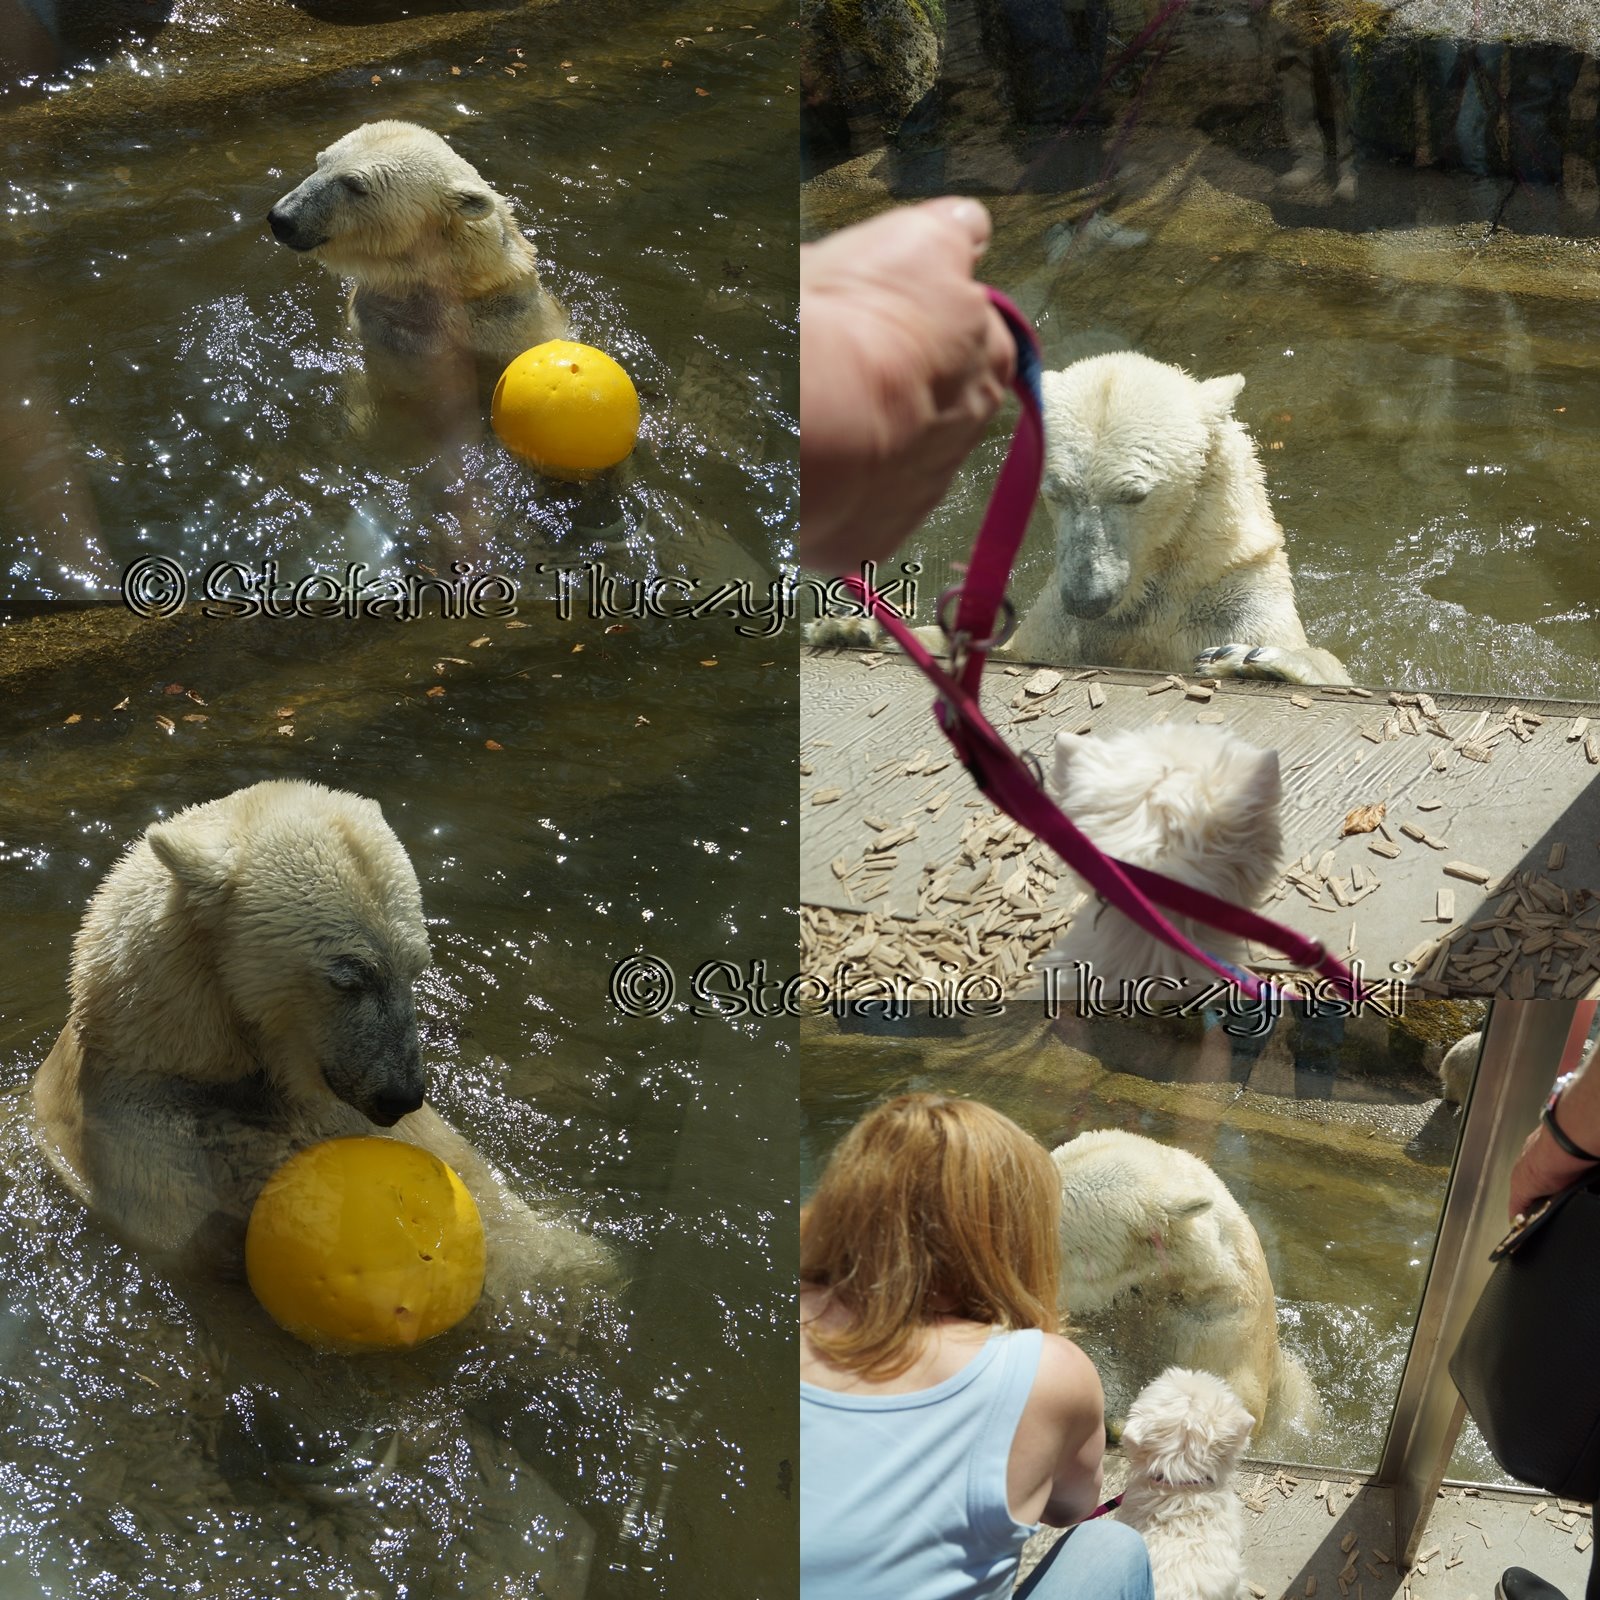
[1116,1367,1255,1600]
[31,781,611,1312]
[1047,725,1283,990]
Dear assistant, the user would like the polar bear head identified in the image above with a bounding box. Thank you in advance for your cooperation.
[1050,1129,1242,1315]
[1038,353,1258,620]
[267,120,527,296]
[75,780,433,1126]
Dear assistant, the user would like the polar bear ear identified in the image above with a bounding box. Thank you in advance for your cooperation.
[147,816,235,905]
[1197,373,1246,423]
[452,188,495,220]
[1165,1195,1213,1224]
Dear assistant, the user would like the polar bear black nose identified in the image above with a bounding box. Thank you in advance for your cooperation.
[267,207,296,242]
[369,1088,425,1126]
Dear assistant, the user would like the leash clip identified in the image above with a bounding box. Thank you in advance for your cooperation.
[936,586,1018,660]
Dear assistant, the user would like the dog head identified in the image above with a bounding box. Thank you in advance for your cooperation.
[1052,725,1282,904]
[1121,1366,1256,1486]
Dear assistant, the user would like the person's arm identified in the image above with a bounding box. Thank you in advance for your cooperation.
[799,199,1016,576]
[1011,1334,1107,1528]
[1508,1047,1600,1221]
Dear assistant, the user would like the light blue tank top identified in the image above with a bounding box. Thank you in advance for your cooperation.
[800,1327,1044,1600]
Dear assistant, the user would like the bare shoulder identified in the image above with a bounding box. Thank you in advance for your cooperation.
[1030,1334,1106,1424]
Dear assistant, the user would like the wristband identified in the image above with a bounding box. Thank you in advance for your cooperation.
[1542,1100,1600,1164]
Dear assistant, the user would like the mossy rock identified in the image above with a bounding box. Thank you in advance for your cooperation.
[803,0,944,139]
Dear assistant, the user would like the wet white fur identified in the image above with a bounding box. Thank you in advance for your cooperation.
[1012,352,1351,686]
[32,780,613,1310]
[1051,1129,1317,1448]
[1047,725,1282,989]
[1116,1366,1255,1600]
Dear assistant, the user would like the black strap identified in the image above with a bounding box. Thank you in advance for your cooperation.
[1543,1101,1600,1164]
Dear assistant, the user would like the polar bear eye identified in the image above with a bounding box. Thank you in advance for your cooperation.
[1118,485,1150,505]
[340,174,371,198]
[327,958,375,994]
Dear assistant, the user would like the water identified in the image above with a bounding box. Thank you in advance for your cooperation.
[803,162,1600,702]
[1,0,798,605]
[799,1004,1477,1478]
[0,611,796,1599]
[0,1,798,1595]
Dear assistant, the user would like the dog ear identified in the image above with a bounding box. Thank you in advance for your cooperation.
[1052,730,1091,793]
[1197,372,1246,425]
[1248,746,1282,808]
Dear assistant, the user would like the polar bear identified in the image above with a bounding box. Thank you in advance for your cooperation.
[1015,354,1349,684]
[1437,1030,1480,1106]
[30,780,611,1318]
[268,120,567,404]
[809,351,1349,686]
[1051,1128,1317,1449]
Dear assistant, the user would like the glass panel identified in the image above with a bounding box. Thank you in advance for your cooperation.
[802,994,1485,1474]
[802,3,1600,699]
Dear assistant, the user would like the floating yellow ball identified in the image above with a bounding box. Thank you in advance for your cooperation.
[491,339,640,479]
[245,1137,485,1351]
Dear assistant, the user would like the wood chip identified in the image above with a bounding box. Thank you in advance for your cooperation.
[1341,1533,1359,1555]
[811,788,842,805]
[1022,668,1063,697]
[1087,683,1106,710]
[1587,734,1600,766]
[1436,889,1455,922]
[1444,862,1493,885]
[1306,1580,1317,1597]
[1568,717,1590,742]
[1291,694,1313,708]
[1549,843,1567,871]
[1195,709,1226,724]
[1343,803,1387,836]
[1579,1535,1593,1553]
[1369,840,1402,859]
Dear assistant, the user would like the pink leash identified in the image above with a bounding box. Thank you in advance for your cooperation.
[843,289,1364,1008]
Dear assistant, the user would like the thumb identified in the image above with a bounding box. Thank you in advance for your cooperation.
[914,195,993,261]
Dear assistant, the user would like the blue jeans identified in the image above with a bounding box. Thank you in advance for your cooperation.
[1014,1520,1153,1600]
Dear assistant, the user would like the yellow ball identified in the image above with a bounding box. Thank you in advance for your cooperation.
[245,1137,485,1351]
[491,339,640,479]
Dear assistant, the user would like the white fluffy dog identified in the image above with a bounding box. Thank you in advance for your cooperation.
[1047,725,1282,989]
[1116,1367,1255,1600]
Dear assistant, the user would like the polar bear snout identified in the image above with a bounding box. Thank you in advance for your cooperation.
[267,195,327,253]
[319,985,429,1126]
[1053,505,1131,620]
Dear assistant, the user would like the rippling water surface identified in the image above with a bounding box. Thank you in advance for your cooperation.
[0,1,797,1594]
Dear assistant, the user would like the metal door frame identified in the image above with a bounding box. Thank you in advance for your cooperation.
[1377,998,1597,1563]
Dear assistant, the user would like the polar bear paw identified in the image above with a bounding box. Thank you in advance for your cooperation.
[804,615,884,650]
[1196,642,1352,687]
[1195,643,1296,681]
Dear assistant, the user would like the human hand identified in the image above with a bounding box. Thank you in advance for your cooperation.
[1507,1119,1599,1222]
[799,198,1018,576]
